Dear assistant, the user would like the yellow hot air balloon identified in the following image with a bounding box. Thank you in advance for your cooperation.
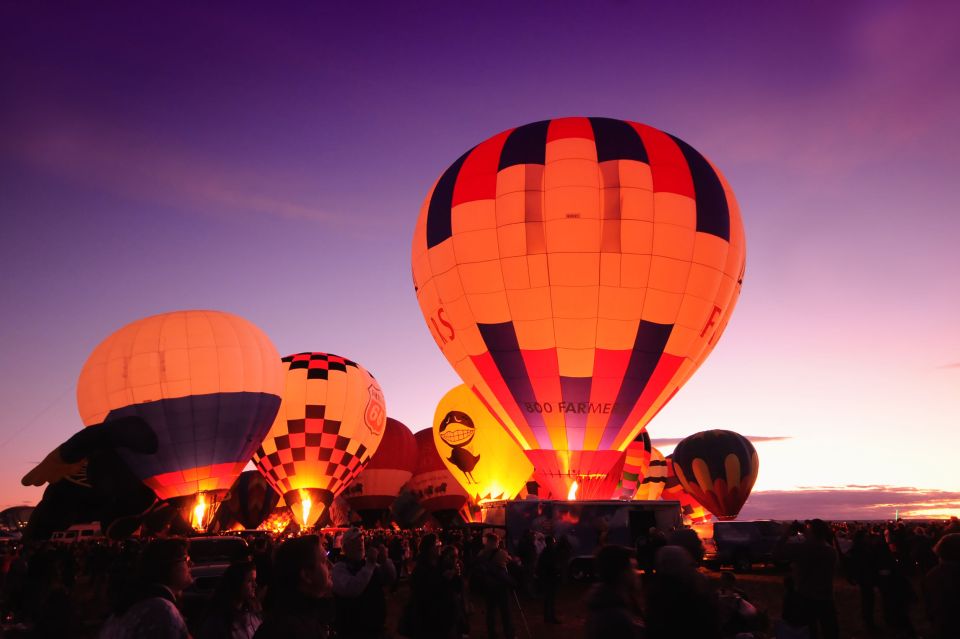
[432,385,533,503]
[411,117,746,499]
[253,352,387,528]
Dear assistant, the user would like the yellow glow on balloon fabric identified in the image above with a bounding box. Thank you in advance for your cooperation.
[432,385,533,502]
[634,446,667,500]
[76,310,284,500]
[412,117,745,499]
[253,352,387,524]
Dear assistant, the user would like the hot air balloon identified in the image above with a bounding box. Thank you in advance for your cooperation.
[214,470,280,531]
[345,417,418,525]
[76,310,284,531]
[634,446,667,501]
[253,352,387,529]
[671,430,758,520]
[618,430,652,499]
[432,385,534,503]
[22,416,159,540]
[412,117,746,499]
[663,455,713,525]
[406,429,468,522]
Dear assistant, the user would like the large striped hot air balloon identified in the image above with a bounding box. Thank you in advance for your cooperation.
[619,430,652,499]
[407,429,468,519]
[76,310,284,530]
[671,430,758,520]
[345,417,418,523]
[253,352,387,528]
[412,117,745,499]
[432,385,533,503]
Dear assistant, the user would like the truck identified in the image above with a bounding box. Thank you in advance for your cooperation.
[482,499,682,580]
[696,520,786,571]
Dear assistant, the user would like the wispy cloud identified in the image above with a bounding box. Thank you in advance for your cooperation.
[938,362,960,369]
[651,435,790,447]
[739,485,960,520]
[5,108,354,227]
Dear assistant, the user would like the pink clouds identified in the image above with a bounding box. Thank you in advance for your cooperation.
[739,485,960,520]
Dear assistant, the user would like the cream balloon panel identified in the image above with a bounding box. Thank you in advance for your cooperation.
[78,310,284,425]
[347,468,414,499]
[75,310,284,500]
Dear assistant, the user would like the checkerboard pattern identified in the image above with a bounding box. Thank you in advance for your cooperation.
[253,352,385,499]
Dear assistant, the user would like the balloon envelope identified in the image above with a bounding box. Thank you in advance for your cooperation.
[619,430,652,499]
[253,352,387,528]
[664,455,713,525]
[217,470,280,530]
[406,429,468,515]
[412,117,745,498]
[432,385,533,502]
[634,446,667,501]
[671,429,759,520]
[76,310,284,501]
[345,417,418,513]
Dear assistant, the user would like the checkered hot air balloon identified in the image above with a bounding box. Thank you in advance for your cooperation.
[671,430,759,520]
[253,353,387,528]
[412,117,745,500]
[76,310,284,530]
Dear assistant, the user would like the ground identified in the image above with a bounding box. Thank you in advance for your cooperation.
[386,568,935,639]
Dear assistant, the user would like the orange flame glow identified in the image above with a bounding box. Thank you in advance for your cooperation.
[298,488,313,528]
[192,493,208,531]
[567,481,579,500]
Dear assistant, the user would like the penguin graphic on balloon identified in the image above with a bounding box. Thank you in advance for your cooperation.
[438,411,480,484]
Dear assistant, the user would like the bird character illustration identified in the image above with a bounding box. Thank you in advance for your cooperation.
[438,410,480,483]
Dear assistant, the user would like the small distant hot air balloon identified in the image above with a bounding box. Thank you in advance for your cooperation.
[407,429,468,522]
[412,117,746,499]
[345,417,418,525]
[663,455,713,525]
[618,430,652,499]
[432,385,533,503]
[671,430,759,520]
[76,310,284,531]
[253,352,387,529]
[634,446,667,501]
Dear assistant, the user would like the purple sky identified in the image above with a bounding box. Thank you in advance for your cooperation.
[2,1,958,518]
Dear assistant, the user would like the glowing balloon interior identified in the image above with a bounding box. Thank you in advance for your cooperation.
[76,310,284,502]
[253,352,387,528]
[431,385,533,503]
[412,117,745,498]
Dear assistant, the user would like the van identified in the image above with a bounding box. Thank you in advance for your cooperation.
[51,523,103,544]
[704,520,785,571]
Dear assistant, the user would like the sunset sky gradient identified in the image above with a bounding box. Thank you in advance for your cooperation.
[1,1,957,518]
